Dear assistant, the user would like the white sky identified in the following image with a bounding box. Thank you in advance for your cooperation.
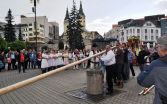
[0,0,167,35]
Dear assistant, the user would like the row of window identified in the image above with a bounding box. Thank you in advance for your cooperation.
[28,23,44,28]
[121,35,159,42]
[126,29,159,34]
[145,36,159,41]
[24,28,44,32]
[23,33,44,37]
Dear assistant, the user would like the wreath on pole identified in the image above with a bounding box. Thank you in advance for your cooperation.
[128,36,140,48]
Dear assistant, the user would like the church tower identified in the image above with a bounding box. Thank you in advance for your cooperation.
[79,1,86,30]
[64,8,69,33]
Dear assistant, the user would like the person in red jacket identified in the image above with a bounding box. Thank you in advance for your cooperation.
[18,50,25,73]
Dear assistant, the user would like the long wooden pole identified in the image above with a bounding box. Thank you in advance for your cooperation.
[0,50,108,95]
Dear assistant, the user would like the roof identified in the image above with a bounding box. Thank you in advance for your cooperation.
[144,14,165,21]
[122,19,161,28]
[79,1,85,16]
[64,8,69,20]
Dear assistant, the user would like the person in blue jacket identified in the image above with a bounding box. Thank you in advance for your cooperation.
[137,36,167,104]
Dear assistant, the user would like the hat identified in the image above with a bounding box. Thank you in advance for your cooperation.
[157,36,167,45]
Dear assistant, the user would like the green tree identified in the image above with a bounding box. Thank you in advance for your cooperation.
[0,37,7,50]
[4,9,16,42]
[8,40,26,51]
[18,27,23,41]
[67,0,84,50]
[58,40,64,50]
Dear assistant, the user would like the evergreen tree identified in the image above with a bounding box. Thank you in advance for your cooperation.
[4,9,16,42]
[67,0,84,50]
[18,27,23,41]
[58,40,64,50]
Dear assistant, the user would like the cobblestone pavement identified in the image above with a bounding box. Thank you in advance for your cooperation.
[0,67,154,104]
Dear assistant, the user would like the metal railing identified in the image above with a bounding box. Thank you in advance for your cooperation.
[0,48,115,95]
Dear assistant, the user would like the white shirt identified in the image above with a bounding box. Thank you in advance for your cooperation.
[101,50,116,66]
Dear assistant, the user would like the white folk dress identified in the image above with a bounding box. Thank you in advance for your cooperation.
[41,53,49,69]
[56,52,64,66]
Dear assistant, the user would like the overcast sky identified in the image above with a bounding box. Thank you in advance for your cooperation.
[0,0,167,35]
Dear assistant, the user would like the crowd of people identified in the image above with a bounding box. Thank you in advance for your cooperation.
[0,36,167,103]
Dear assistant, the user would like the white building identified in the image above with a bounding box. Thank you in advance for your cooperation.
[120,20,161,48]
[21,15,59,44]
[105,24,121,39]
[105,15,163,48]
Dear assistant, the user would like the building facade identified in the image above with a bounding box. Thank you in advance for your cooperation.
[21,15,59,45]
[105,15,164,48]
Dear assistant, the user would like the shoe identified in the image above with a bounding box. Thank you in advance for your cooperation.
[118,81,124,88]
[106,91,113,95]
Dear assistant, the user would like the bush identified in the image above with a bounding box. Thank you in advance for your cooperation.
[7,40,26,51]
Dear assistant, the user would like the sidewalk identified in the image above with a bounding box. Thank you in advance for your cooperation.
[0,66,154,104]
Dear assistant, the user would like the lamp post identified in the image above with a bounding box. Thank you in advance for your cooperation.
[30,0,39,51]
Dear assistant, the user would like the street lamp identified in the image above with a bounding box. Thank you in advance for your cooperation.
[30,0,39,51]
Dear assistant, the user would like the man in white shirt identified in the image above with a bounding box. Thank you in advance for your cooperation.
[101,45,116,94]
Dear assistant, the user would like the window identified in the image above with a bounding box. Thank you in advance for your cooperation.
[151,29,153,34]
[151,36,154,40]
[40,24,44,28]
[29,23,32,26]
[126,30,128,34]
[145,29,147,33]
[156,36,158,40]
[130,29,132,33]
[147,23,151,26]
[137,29,140,33]
[29,28,32,31]
[133,29,135,34]
[145,36,148,40]
[156,30,159,34]
[29,33,32,36]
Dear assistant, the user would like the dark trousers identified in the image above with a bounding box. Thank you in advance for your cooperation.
[106,65,114,92]
[11,59,16,70]
[37,60,41,69]
[113,64,117,83]
[116,63,124,81]
[129,63,135,76]
[8,63,11,70]
[123,63,130,80]
[30,60,36,69]
[18,62,25,73]
[24,60,28,69]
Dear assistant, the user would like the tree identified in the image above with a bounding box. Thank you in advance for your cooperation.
[67,0,84,50]
[0,37,7,50]
[4,9,16,42]
[58,40,64,50]
[18,27,23,41]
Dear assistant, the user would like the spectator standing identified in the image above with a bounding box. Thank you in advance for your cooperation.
[128,48,135,77]
[18,50,25,73]
[137,36,167,104]
[100,45,116,94]
[115,44,124,88]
